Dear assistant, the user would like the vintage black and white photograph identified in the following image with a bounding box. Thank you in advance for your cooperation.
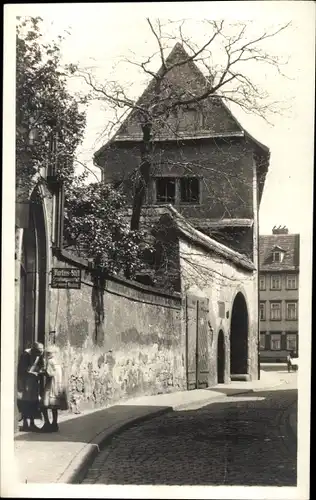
[1,1,313,499]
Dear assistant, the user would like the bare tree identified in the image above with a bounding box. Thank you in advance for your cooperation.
[71,18,290,231]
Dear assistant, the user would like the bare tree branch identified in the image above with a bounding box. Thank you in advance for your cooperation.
[75,19,290,231]
[74,159,100,182]
[147,18,167,73]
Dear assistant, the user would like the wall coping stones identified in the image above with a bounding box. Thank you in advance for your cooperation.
[105,278,181,310]
[159,206,256,272]
[54,248,181,307]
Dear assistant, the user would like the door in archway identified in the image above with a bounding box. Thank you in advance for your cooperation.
[186,295,210,390]
[217,329,225,383]
[230,292,248,375]
[18,193,47,352]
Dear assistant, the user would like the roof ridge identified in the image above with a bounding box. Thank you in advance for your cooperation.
[259,234,300,238]
[94,42,257,159]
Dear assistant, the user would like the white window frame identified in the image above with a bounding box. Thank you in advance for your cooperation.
[286,302,298,321]
[272,251,281,263]
[270,333,281,350]
[270,274,282,290]
[259,275,266,290]
[260,333,266,349]
[259,302,266,321]
[286,333,297,351]
[270,302,282,321]
[286,275,298,290]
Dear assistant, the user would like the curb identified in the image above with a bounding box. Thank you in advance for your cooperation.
[62,388,261,483]
[57,406,173,484]
[58,390,254,483]
[252,380,284,392]
[18,381,285,484]
[173,389,256,411]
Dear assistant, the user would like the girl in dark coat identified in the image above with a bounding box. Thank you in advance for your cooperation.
[17,342,44,431]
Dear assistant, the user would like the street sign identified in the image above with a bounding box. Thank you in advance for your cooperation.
[51,268,82,289]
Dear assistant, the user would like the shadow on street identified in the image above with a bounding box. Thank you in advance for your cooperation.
[81,387,297,486]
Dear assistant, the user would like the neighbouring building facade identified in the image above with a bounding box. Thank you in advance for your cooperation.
[259,226,300,362]
[94,43,271,384]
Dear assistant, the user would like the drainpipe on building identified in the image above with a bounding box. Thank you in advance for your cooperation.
[253,155,260,381]
[257,176,261,381]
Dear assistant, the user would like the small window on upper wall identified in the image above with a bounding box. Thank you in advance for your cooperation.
[270,275,282,290]
[260,333,266,350]
[155,178,176,204]
[180,177,200,204]
[286,302,298,321]
[259,275,266,290]
[270,302,282,320]
[259,302,266,321]
[286,275,298,290]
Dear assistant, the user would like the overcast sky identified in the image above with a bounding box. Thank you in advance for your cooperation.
[9,2,315,235]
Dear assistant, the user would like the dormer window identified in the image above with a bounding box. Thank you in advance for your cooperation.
[273,251,281,263]
[271,246,286,263]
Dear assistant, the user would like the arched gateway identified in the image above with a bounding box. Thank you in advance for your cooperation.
[18,189,47,354]
[230,292,249,377]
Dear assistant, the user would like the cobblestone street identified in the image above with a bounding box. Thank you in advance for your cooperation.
[82,375,297,486]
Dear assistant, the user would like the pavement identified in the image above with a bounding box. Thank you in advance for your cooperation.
[14,365,293,484]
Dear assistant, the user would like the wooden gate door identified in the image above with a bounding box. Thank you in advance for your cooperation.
[186,295,210,390]
[197,298,210,388]
[186,295,198,390]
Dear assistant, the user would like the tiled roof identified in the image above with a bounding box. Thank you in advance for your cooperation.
[157,205,255,271]
[94,43,269,161]
[122,204,254,270]
[123,207,254,231]
[189,218,254,229]
[259,234,300,271]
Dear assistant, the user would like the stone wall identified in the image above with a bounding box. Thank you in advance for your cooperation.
[49,260,184,412]
[101,138,254,220]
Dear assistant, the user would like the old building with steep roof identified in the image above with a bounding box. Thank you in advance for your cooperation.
[94,43,271,385]
[94,43,269,258]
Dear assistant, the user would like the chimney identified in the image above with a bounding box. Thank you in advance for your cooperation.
[272,225,289,235]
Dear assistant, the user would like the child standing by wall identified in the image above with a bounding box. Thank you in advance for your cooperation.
[41,346,68,432]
